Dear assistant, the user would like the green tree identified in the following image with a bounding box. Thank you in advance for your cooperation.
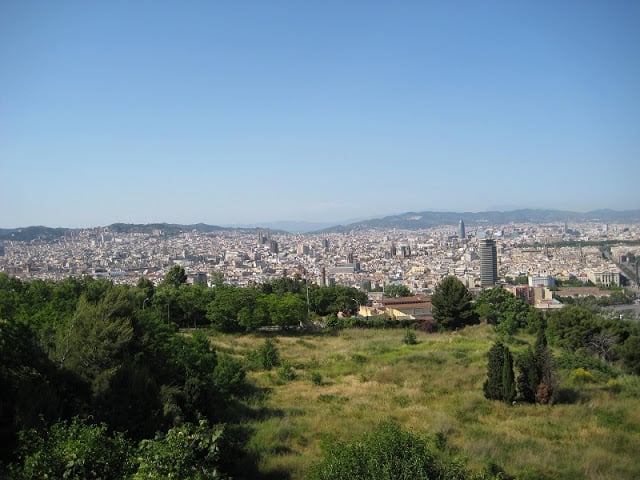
[0,317,85,459]
[251,338,280,370]
[484,342,515,402]
[310,421,473,480]
[267,292,308,328]
[136,277,155,304]
[516,347,539,403]
[9,417,135,480]
[617,335,640,375]
[133,420,229,479]
[261,276,306,295]
[163,264,187,288]
[206,285,264,332]
[501,348,516,403]
[431,276,478,330]
[51,289,134,395]
[474,287,531,335]
[516,328,557,404]
[384,284,413,298]
[308,285,367,317]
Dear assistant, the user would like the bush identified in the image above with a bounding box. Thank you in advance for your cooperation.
[277,362,296,381]
[309,421,475,480]
[403,329,417,345]
[250,338,280,370]
[569,367,595,384]
[325,314,339,328]
[556,351,615,377]
[310,371,323,386]
[10,417,135,480]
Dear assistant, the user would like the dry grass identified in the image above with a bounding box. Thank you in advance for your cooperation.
[211,325,640,479]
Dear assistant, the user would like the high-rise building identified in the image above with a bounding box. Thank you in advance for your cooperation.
[458,219,465,239]
[479,239,498,287]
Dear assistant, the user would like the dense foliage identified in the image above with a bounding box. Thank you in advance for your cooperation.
[0,273,246,477]
[474,287,535,336]
[310,421,485,480]
[431,276,478,330]
[483,342,515,403]
[546,305,640,374]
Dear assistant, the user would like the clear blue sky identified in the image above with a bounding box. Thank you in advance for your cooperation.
[2,1,639,228]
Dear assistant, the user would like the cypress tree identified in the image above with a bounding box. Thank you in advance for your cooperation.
[515,347,539,403]
[501,348,516,403]
[483,342,506,401]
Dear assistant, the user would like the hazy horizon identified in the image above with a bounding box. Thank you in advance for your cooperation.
[2,205,639,231]
[2,2,639,228]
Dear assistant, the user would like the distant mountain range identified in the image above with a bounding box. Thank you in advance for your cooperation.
[222,220,336,233]
[2,209,639,241]
[312,208,640,233]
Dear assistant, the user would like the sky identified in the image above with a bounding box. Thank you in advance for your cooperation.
[1,1,639,228]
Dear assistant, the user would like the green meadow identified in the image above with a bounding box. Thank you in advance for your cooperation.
[211,324,640,479]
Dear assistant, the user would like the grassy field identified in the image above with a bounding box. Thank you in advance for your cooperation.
[209,324,640,479]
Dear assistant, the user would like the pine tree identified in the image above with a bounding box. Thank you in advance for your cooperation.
[431,276,478,330]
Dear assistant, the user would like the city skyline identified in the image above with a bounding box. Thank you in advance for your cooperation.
[2,2,639,228]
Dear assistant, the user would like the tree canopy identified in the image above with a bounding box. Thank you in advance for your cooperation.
[431,276,478,330]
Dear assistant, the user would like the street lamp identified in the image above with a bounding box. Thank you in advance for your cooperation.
[143,297,150,310]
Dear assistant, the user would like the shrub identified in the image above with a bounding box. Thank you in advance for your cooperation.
[569,367,595,384]
[325,313,339,329]
[250,338,280,370]
[277,362,296,381]
[310,371,323,386]
[309,421,474,480]
[10,417,135,480]
[403,329,417,345]
[605,378,621,393]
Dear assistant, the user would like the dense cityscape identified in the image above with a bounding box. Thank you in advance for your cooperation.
[2,217,640,311]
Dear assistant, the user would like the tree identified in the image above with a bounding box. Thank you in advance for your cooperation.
[310,421,473,480]
[484,342,515,403]
[516,347,539,403]
[251,338,280,370]
[136,277,155,304]
[133,420,229,479]
[10,417,135,480]
[501,348,516,403]
[384,284,413,298]
[431,276,478,330]
[163,264,187,288]
[516,328,557,404]
[267,292,308,328]
[474,287,532,336]
[617,335,640,375]
[51,290,134,396]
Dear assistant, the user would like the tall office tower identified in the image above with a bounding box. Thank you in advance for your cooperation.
[479,238,498,287]
[458,219,466,239]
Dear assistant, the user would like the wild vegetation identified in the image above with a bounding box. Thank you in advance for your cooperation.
[1,271,640,478]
